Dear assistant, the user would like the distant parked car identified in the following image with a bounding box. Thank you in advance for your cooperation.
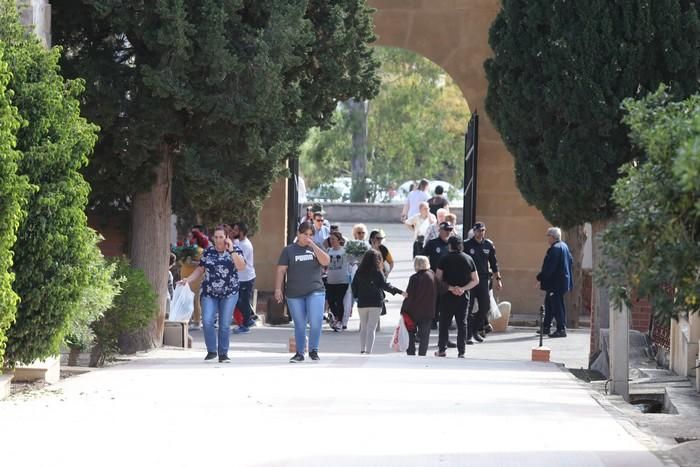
[392,180,463,204]
[307,176,379,203]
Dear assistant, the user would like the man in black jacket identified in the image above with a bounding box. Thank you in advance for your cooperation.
[464,222,502,343]
[435,237,479,358]
[423,222,456,339]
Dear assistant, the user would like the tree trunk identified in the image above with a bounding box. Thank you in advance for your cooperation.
[590,219,612,362]
[123,151,173,353]
[564,224,587,329]
[346,99,369,202]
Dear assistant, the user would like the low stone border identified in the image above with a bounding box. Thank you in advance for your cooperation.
[0,373,13,400]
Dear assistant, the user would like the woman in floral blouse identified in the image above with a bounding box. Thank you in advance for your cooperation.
[179,226,246,363]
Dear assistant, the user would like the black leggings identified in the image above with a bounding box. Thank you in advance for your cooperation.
[468,278,490,337]
[325,283,348,322]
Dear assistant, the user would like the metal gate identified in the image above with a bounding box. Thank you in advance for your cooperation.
[462,111,479,238]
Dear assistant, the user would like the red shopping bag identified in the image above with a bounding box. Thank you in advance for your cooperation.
[233,307,244,326]
[402,313,416,332]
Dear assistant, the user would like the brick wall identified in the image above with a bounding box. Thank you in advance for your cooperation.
[582,271,592,316]
[630,294,652,333]
[589,287,653,359]
[88,211,130,257]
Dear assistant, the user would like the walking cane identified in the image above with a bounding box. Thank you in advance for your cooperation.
[531,303,550,362]
[539,303,545,347]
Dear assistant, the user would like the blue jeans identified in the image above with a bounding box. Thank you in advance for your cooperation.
[286,291,325,354]
[237,279,255,326]
[201,293,238,355]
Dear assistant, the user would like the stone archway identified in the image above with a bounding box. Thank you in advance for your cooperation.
[370,0,550,313]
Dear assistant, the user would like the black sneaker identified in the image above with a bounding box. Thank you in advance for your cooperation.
[536,328,551,335]
[309,350,320,361]
[472,333,484,343]
[548,330,567,338]
[446,340,457,348]
[218,354,231,363]
[289,353,304,363]
[466,338,475,345]
[484,324,493,334]
[204,352,217,362]
[457,353,465,358]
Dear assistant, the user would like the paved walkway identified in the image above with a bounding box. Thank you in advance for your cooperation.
[0,222,671,466]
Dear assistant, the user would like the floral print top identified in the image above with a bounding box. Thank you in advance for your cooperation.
[199,246,242,298]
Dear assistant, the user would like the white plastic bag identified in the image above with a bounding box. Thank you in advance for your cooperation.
[169,283,195,321]
[390,317,410,352]
[488,289,502,321]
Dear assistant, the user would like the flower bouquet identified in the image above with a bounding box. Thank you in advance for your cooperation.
[171,244,203,264]
[345,239,369,264]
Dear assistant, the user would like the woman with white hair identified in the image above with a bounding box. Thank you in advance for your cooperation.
[400,256,439,356]
[404,201,436,257]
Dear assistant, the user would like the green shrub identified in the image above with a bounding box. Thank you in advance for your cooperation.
[0,42,30,368]
[90,257,158,367]
[600,88,700,322]
[64,232,123,352]
[0,0,99,366]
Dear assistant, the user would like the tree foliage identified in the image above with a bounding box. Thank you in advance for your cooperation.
[485,0,700,228]
[0,41,29,365]
[90,257,157,366]
[64,231,123,351]
[301,47,470,193]
[0,1,99,366]
[599,88,700,321]
[53,0,380,230]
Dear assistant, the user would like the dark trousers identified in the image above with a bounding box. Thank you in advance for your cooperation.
[407,319,432,356]
[467,278,490,337]
[543,290,566,332]
[237,279,256,326]
[325,283,348,322]
[412,236,425,257]
[438,293,469,353]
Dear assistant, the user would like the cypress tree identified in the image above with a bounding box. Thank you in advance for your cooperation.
[484,0,700,228]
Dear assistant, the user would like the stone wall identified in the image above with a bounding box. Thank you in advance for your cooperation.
[322,202,463,225]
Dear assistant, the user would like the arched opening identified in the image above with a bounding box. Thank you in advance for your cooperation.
[300,46,470,206]
[345,0,552,314]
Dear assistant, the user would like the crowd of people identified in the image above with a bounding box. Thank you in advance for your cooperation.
[171,185,574,364]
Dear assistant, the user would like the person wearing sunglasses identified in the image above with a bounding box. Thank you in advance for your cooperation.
[312,212,331,246]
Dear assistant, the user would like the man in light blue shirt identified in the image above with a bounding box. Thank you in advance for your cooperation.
[312,212,331,245]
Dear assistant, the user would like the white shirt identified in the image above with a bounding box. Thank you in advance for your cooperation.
[406,189,429,217]
[234,237,256,282]
[405,213,436,241]
[297,176,307,204]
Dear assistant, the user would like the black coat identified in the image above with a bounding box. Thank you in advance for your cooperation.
[351,269,402,308]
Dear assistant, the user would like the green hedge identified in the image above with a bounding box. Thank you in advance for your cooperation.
[90,257,158,367]
[0,41,30,368]
[0,1,99,366]
[64,231,123,352]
